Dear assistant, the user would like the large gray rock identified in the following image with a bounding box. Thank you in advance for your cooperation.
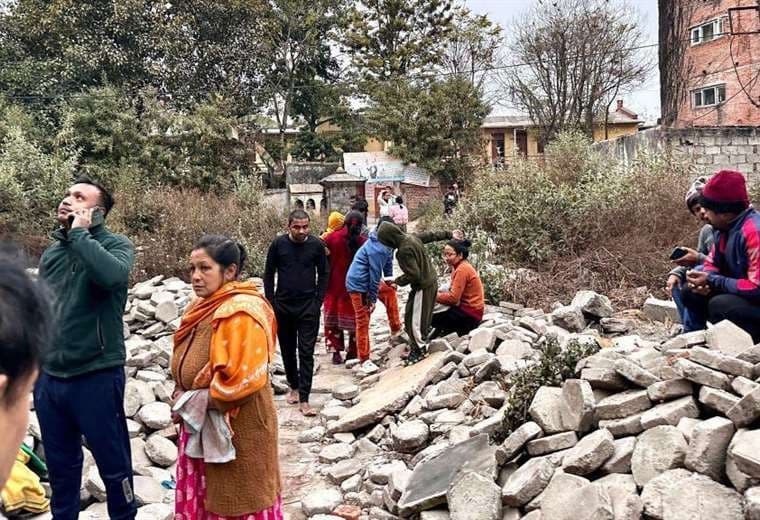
[699,386,740,415]
[144,435,178,467]
[562,429,615,476]
[501,456,555,507]
[133,476,166,505]
[580,368,628,391]
[688,346,755,378]
[470,381,507,408]
[727,429,760,492]
[537,471,590,519]
[705,319,754,356]
[135,503,173,520]
[614,358,659,388]
[528,387,565,434]
[527,432,578,456]
[661,474,743,520]
[684,416,734,481]
[746,487,760,520]
[643,297,679,323]
[572,291,614,319]
[333,383,360,400]
[639,395,699,429]
[598,414,644,438]
[647,379,693,402]
[318,443,355,463]
[326,459,362,484]
[726,385,760,427]
[446,471,502,520]
[547,482,615,520]
[673,358,730,390]
[329,351,447,432]
[559,379,596,433]
[600,436,636,474]
[595,390,651,420]
[641,468,692,519]
[393,420,430,453]
[595,474,640,520]
[301,488,343,516]
[469,328,496,352]
[496,422,543,465]
[631,426,687,486]
[398,434,496,516]
[551,305,586,332]
[136,402,172,430]
[728,427,760,478]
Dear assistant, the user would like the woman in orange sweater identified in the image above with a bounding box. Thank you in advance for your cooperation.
[432,239,485,337]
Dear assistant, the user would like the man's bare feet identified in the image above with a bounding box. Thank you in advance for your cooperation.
[300,402,317,417]
[287,389,299,405]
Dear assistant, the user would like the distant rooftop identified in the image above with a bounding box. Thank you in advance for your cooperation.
[483,99,641,129]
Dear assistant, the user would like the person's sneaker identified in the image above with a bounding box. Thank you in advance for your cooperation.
[331,352,343,365]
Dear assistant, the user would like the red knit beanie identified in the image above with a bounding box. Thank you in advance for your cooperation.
[700,170,750,213]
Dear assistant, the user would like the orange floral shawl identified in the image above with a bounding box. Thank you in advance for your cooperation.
[174,281,276,403]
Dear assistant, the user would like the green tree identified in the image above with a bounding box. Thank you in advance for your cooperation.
[370,76,489,184]
[344,0,455,82]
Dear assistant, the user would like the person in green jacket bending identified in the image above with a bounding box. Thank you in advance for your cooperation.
[36,178,137,519]
[377,223,463,364]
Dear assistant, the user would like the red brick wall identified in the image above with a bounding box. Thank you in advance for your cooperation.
[673,0,760,128]
[400,184,445,217]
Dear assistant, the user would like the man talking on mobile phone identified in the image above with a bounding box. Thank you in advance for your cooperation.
[36,177,137,519]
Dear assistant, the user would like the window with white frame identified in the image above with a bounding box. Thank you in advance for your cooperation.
[690,17,725,45]
[693,84,727,108]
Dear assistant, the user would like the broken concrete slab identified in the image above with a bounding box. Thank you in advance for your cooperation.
[673,358,731,390]
[526,432,578,457]
[598,413,645,438]
[614,358,659,388]
[537,471,590,519]
[328,351,447,433]
[580,368,629,391]
[496,422,543,465]
[528,387,565,434]
[600,436,636,475]
[545,482,615,520]
[726,386,760,428]
[572,291,614,319]
[640,468,693,520]
[727,429,760,492]
[729,428,760,478]
[397,434,496,516]
[698,386,740,415]
[643,297,680,324]
[647,379,693,402]
[688,346,755,378]
[559,379,596,433]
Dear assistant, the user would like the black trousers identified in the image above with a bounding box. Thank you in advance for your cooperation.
[34,366,136,520]
[431,306,481,338]
[275,300,320,403]
[681,288,760,342]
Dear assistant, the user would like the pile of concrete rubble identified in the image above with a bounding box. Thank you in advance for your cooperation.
[297,290,760,520]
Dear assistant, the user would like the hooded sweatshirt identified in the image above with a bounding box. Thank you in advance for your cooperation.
[346,230,393,304]
[376,223,452,290]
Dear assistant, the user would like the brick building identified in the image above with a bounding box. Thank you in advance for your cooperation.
[659,0,760,128]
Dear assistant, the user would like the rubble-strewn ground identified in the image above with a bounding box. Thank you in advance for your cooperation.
[26,269,760,520]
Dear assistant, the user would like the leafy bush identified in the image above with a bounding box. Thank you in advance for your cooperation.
[495,337,601,442]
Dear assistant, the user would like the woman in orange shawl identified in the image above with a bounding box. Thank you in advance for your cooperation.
[171,235,282,520]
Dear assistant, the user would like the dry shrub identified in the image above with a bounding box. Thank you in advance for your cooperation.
[110,186,283,283]
[418,131,700,309]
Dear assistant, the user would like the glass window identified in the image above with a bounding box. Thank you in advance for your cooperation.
[703,22,714,40]
[718,85,726,103]
[694,91,703,107]
[704,88,716,106]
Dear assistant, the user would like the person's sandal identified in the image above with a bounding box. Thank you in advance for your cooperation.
[332,352,343,365]
[287,390,299,405]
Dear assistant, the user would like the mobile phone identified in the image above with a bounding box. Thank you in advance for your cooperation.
[670,247,688,261]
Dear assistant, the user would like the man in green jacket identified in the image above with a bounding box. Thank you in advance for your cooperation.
[377,223,462,364]
[35,178,137,519]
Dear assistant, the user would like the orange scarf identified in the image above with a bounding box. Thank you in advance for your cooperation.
[174,281,262,349]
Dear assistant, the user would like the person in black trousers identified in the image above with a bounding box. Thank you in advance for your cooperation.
[264,209,329,416]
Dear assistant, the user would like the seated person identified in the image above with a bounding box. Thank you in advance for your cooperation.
[431,239,485,338]
[680,170,760,341]
[666,177,713,331]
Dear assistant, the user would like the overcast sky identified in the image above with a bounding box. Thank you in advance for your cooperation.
[466,0,662,121]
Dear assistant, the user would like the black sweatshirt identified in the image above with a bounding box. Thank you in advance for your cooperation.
[263,234,329,314]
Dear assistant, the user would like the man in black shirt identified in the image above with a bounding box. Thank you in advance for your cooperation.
[264,209,329,416]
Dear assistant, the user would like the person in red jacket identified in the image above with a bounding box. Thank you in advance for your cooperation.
[432,239,485,337]
[323,211,366,364]
[681,170,760,341]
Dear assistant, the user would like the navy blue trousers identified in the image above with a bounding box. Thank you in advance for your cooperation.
[34,366,136,520]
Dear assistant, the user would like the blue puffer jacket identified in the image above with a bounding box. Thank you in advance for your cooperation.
[346,230,393,303]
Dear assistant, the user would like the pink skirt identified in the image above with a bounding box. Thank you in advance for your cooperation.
[175,428,283,520]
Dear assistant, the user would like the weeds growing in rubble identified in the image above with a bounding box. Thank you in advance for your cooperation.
[494,336,601,443]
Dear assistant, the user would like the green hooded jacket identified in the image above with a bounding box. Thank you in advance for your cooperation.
[39,222,135,378]
[377,223,452,290]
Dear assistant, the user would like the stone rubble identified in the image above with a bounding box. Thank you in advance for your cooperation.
[24,275,760,520]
